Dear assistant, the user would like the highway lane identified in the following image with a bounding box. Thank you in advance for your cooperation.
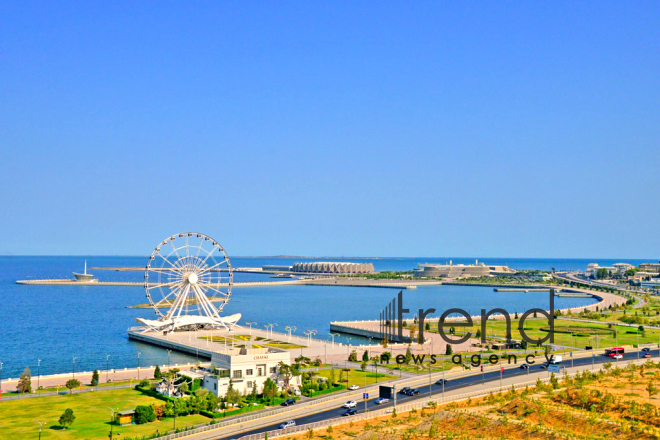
[214,348,659,440]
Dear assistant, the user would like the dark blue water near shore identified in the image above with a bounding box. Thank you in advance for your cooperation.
[0,256,637,378]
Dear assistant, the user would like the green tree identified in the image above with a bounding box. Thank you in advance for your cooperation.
[154,365,162,379]
[405,347,413,364]
[262,378,277,403]
[134,404,157,424]
[277,362,299,389]
[445,344,453,355]
[17,367,32,394]
[91,369,99,387]
[550,373,559,389]
[226,380,241,406]
[65,379,81,394]
[360,361,367,372]
[328,368,336,385]
[475,328,481,339]
[362,350,369,362]
[348,350,358,362]
[179,382,190,394]
[59,408,76,429]
[647,381,659,401]
[425,322,431,331]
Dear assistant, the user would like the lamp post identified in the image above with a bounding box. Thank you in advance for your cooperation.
[285,326,297,342]
[72,357,77,379]
[36,421,45,440]
[37,359,41,392]
[329,333,339,346]
[167,350,172,368]
[245,322,257,336]
[107,407,117,439]
[106,354,110,383]
[137,352,141,380]
[0,361,3,395]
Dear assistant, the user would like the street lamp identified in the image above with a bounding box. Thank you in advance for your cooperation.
[329,333,339,346]
[285,326,297,341]
[72,357,77,379]
[245,322,257,336]
[37,359,41,392]
[137,352,142,380]
[106,354,110,383]
[36,421,46,440]
[107,407,118,439]
[167,349,172,368]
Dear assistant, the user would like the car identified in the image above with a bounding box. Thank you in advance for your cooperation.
[342,400,357,408]
[644,352,652,358]
[519,363,529,369]
[341,408,358,416]
[613,354,623,360]
[404,389,420,396]
[280,398,296,406]
[399,387,411,394]
[435,379,448,385]
[374,397,390,404]
[278,421,296,429]
[642,347,651,352]
[348,385,360,390]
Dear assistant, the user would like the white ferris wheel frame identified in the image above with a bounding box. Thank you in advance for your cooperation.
[136,232,241,332]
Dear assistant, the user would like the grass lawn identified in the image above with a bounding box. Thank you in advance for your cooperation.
[456,317,660,349]
[313,368,395,387]
[0,388,210,439]
[4,379,159,396]
[198,336,305,350]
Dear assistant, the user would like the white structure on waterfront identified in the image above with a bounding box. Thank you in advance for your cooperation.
[135,232,241,333]
[201,346,299,396]
[72,260,97,282]
[291,261,374,274]
[585,262,634,278]
[413,260,515,279]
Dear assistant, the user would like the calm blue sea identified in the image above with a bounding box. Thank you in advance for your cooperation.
[0,256,646,378]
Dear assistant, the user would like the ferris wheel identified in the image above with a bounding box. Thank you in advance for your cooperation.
[137,232,241,332]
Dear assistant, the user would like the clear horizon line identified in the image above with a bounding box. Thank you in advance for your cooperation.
[0,254,656,261]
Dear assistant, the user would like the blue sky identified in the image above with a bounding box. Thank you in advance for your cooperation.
[0,2,658,258]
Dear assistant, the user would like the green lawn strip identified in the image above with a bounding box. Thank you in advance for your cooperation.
[481,318,659,348]
[312,368,395,387]
[0,388,209,439]
[264,342,306,349]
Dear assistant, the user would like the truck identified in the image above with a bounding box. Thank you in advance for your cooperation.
[549,355,563,364]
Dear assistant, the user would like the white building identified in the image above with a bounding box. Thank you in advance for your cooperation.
[586,262,635,278]
[201,347,299,397]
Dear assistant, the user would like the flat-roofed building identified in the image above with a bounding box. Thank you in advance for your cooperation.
[202,347,298,396]
[413,260,515,279]
[291,261,374,274]
[640,262,660,273]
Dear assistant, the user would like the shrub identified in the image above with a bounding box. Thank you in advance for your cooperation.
[134,405,157,424]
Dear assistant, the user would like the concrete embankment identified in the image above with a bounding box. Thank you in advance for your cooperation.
[15,279,306,287]
[16,277,441,290]
[301,278,442,289]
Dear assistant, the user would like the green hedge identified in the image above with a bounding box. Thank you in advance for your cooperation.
[135,385,175,403]
[305,385,345,397]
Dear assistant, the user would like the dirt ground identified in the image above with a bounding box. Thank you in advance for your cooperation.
[278,360,660,440]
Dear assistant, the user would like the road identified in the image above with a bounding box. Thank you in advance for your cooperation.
[183,347,658,440]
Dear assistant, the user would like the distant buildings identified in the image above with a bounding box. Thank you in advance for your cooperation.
[640,262,660,273]
[413,260,515,279]
[262,261,375,274]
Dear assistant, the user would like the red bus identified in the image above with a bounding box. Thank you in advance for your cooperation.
[606,347,624,357]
